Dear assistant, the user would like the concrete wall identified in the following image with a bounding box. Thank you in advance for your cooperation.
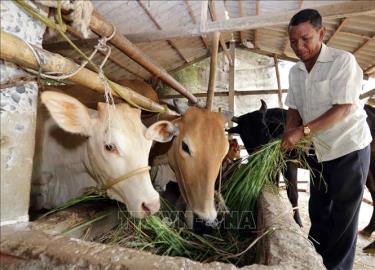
[0,1,46,225]
[160,49,289,115]
[0,190,324,269]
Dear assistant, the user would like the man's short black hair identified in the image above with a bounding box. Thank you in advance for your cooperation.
[288,9,322,30]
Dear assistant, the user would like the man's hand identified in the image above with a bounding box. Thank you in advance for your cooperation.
[281,126,304,151]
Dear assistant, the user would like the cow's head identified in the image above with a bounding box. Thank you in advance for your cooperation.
[41,91,174,218]
[166,107,229,224]
[227,100,270,153]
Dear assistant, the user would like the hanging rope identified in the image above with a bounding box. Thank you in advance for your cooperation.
[14,0,168,114]
[95,25,117,143]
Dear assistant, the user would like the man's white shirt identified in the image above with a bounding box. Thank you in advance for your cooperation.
[285,43,372,162]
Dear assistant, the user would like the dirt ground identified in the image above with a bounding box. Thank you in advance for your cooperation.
[281,187,374,270]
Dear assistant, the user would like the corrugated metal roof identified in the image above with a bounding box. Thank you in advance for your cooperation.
[43,0,375,81]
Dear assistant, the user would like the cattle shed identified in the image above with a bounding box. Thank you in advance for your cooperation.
[0,0,374,269]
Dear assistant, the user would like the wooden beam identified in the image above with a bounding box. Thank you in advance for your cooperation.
[160,89,288,99]
[138,0,188,63]
[353,35,374,55]
[168,53,211,73]
[89,10,198,104]
[201,0,209,33]
[183,0,209,48]
[299,0,304,9]
[43,38,98,51]
[208,1,375,33]
[206,32,220,111]
[273,55,283,108]
[365,64,375,75]
[99,51,148,81]
[281,0,304,54]
[237,0,245,44]
[125,1,375,42]
[208,0,233,65]
[237,46,299,63]
[281,30,289,55]
[254,0,260,48]
[228,41,235,117]
[45,27,148,81]
[326,17,349,46]
[0,31,178,115]
[340,31,372,40]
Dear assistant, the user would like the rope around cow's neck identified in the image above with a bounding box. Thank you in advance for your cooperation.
[101,166,151,191]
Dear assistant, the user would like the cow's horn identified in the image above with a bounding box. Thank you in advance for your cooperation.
[259,99,267,113]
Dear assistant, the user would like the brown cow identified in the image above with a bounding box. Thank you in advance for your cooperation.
[115,80,230,228]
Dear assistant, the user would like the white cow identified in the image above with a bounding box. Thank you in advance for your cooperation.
[31,91,176,218]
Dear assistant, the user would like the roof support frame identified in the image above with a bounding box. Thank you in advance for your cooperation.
[281,0,304,55]
[208,0,233,65]
[183,0,209,48]
[353,35,374,55]
[327,17,349,46]
[137,0,189,63]
[125,1,375,42]
[254,0,260,48]
[237,0,246,44]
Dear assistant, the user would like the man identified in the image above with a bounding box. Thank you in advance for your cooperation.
[281,9,372,270]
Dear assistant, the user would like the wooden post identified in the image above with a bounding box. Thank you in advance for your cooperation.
[89,11,198,105]
[228,41,235,127]
[206,32,220,111]
[0,31,178,116]
[273,54,283,108]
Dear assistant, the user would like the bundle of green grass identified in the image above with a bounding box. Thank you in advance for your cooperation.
[43,138,312,266]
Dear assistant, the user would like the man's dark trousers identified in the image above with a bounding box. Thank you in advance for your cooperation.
[307,145,370,270]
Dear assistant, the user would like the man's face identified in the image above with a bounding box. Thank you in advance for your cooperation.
[288,22,325,62]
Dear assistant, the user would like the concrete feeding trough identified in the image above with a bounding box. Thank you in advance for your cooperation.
[0,189,324,269]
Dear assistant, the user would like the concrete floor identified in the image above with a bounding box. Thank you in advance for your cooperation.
[281,188,374,270]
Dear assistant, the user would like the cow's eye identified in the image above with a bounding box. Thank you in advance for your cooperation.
[181,141,191,155]
[104,143,117,152]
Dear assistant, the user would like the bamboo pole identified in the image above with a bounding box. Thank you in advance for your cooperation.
[89,11,198,105]
[273,55,283,108]
[228,41,235,124]
[161,89,288,99]
[0,31,178,116]
[206,32,220,111]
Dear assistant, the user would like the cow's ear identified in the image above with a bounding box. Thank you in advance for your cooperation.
[145,120,179,143]
[259,99,267,114]
[41,91,92,136]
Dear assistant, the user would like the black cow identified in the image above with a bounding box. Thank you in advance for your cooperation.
[228,101,375,234]
[227,100,302,227]
[362,104,375,236]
